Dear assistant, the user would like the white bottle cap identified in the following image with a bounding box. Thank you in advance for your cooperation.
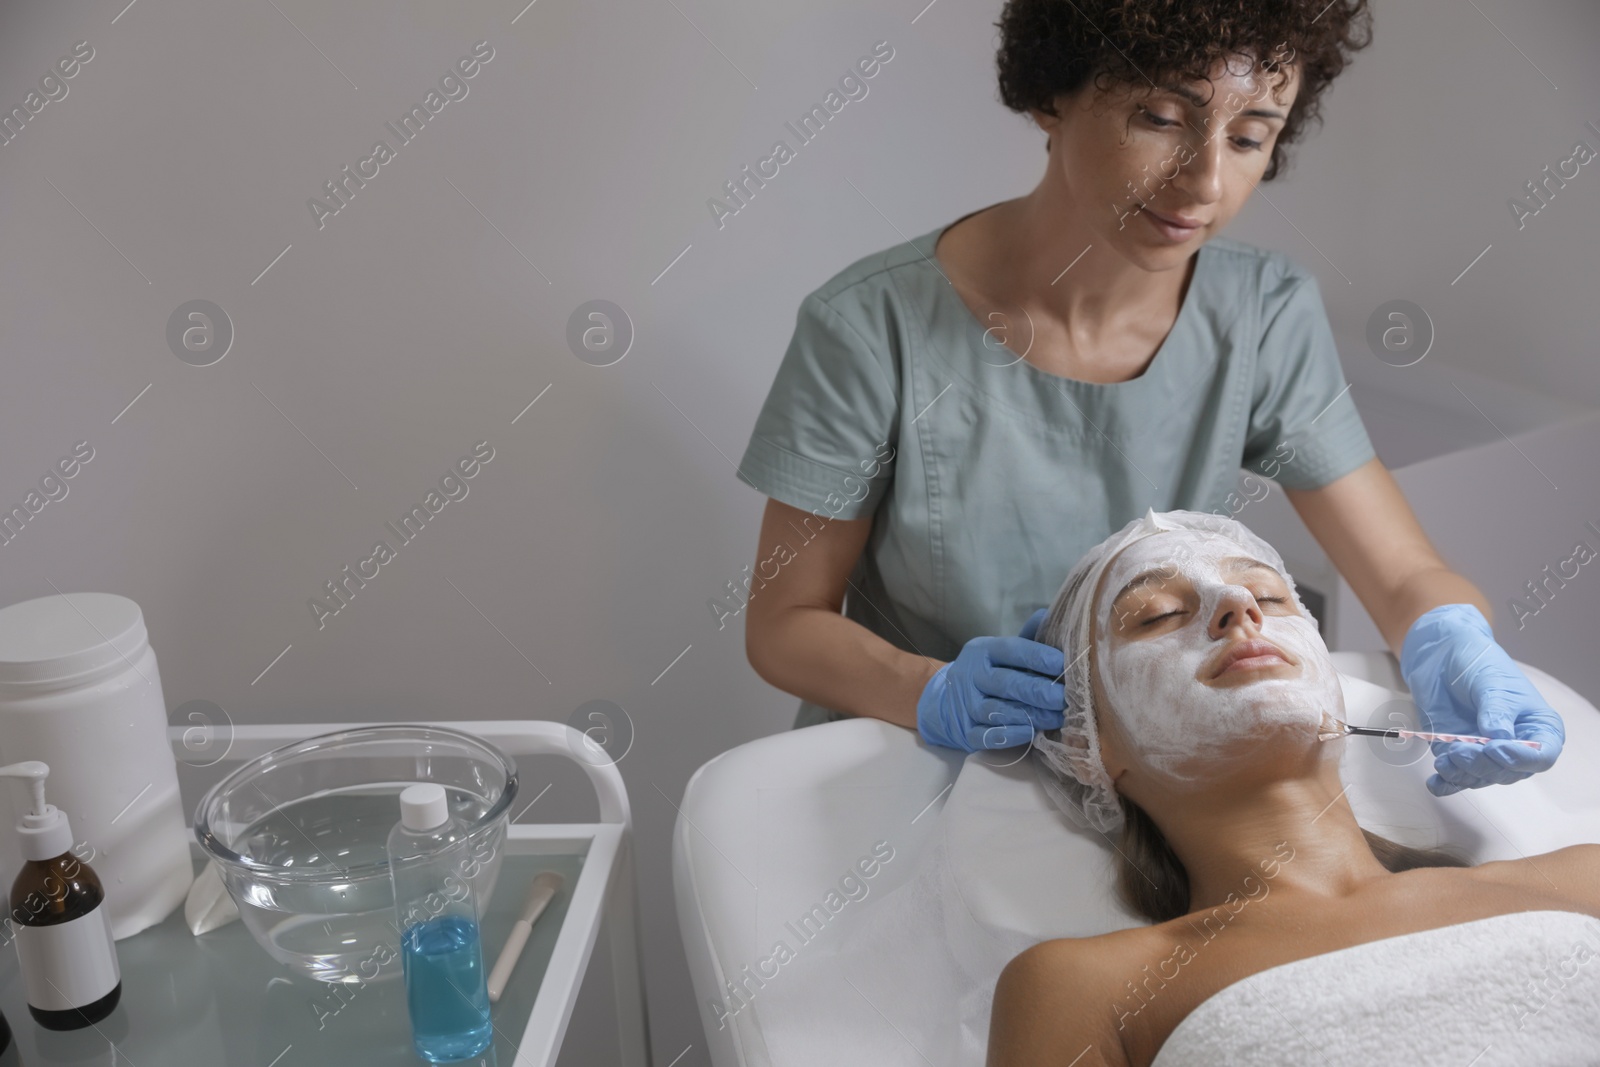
[0,761,74,861]
[399,783,449,832]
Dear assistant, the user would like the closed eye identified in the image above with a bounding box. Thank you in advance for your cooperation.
[1141,594,1289,626]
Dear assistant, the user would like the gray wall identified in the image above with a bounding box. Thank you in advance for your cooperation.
[1,0,1597,1063]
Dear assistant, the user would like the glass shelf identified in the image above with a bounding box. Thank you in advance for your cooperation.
[0,848,585,1066]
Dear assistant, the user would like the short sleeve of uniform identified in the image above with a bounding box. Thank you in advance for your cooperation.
[1241,266,1377,490]
[736,291,899,519]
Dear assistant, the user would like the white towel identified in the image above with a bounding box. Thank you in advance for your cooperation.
[1151,909,1600,1067]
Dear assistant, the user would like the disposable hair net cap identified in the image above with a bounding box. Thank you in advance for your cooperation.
[1029,507,1316,836]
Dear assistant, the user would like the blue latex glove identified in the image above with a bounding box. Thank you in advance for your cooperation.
[917,608,1067,752]
[1398,603,1565,797]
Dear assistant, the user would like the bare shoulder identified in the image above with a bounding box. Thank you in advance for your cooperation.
[1472,842,1600,914]
[989,932,1142,1067]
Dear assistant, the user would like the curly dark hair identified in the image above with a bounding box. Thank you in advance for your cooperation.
[995,0,1374,181]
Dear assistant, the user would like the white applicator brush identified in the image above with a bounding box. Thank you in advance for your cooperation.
[486,871,565,1003]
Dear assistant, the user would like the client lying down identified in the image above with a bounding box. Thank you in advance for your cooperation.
[989,508,1600,1067]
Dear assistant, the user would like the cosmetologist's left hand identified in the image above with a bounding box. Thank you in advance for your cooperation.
[1398,603,1565,797]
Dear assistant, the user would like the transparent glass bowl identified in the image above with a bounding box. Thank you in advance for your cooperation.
[194,724,518,983]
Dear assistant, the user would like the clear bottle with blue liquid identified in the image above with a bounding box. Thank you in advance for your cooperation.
[388,783,493,1063]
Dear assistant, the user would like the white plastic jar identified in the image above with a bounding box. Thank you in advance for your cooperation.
[0,592,194,938]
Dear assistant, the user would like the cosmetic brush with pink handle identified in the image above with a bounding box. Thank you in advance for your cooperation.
[1318,718,1543,750]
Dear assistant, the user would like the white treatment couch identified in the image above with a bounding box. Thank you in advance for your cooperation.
[671,651,1600,1067]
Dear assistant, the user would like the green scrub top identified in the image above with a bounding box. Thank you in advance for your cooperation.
[735,214,1377,730]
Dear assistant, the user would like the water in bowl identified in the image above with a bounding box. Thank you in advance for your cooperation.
[228,786,497,983]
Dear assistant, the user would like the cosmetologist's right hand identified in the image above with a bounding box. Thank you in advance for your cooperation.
[916,609,1067,752]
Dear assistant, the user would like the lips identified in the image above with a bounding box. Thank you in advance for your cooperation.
[1209,638,1291,679]
[1147,208,1207,229]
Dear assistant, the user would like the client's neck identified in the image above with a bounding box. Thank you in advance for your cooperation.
[1151,763,1391,916]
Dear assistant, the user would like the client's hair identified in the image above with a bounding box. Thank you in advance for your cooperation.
[1117,792,1470,923]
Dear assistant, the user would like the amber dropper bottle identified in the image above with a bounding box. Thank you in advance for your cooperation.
[0,761,121,1030]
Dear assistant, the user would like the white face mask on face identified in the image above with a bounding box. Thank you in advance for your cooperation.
[1094,530,1342,789]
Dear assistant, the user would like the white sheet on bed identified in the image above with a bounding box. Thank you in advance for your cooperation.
[1151,909,1600,1067]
